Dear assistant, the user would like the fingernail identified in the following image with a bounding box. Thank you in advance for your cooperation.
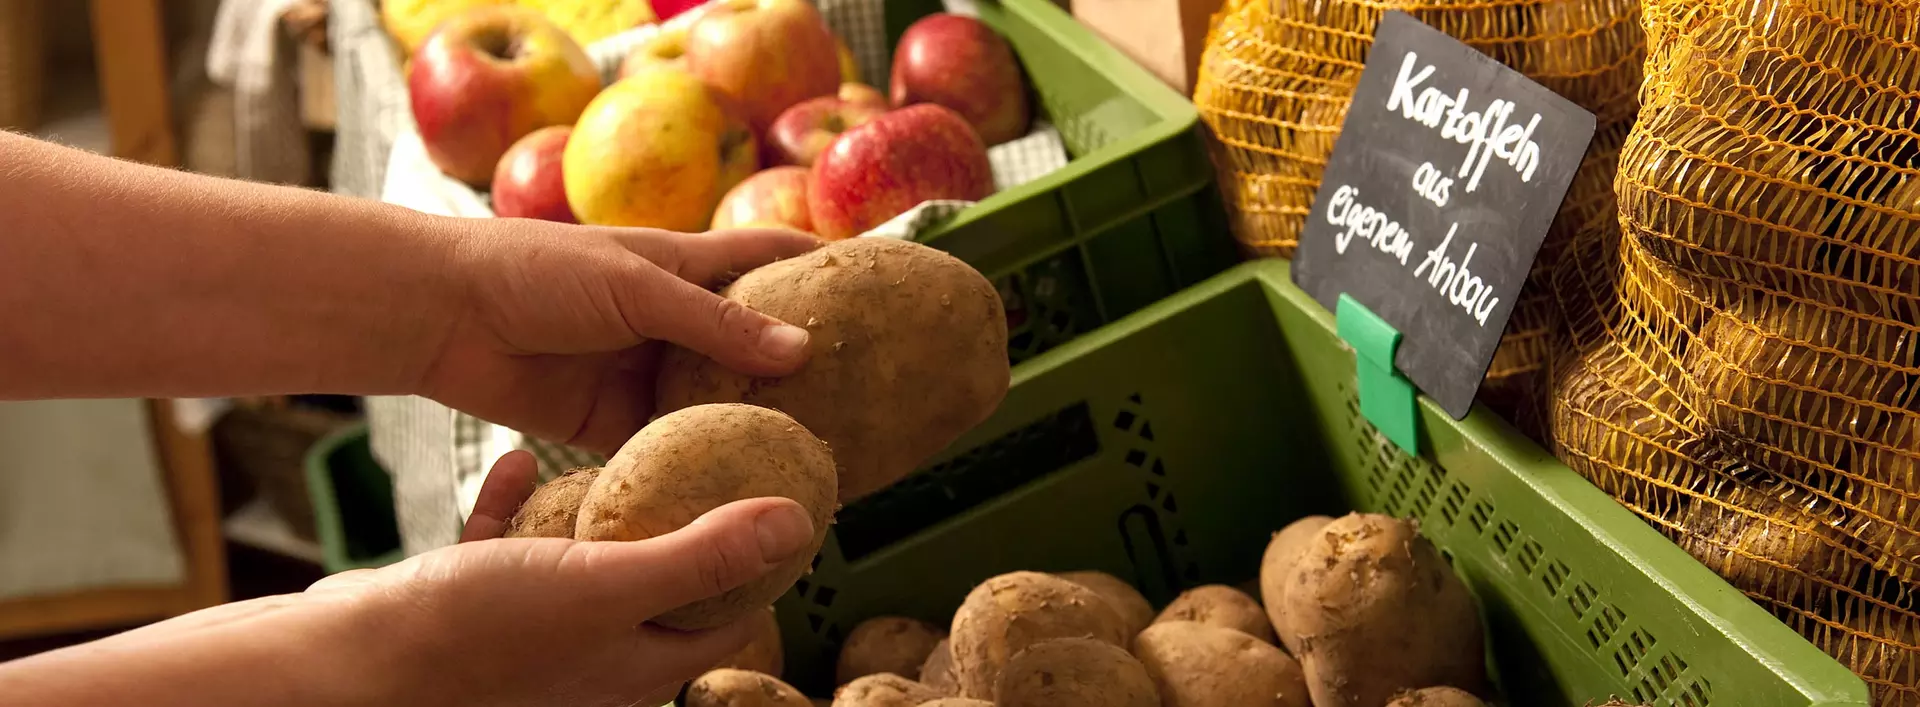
[755,503,814,563]
[759,324,810,363]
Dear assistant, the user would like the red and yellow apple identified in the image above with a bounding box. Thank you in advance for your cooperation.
[763,92,886,167]
[890,13,1031,146]
[491,125,575,223]
[838,82,887,108]
[408,5,601,187]
[711,166,813,232]
[618,24,688,79]
[684,0,841,131]
[808,104,994,240]
[564,66,759,230]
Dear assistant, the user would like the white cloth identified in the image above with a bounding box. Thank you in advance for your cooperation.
[208,0,312,185]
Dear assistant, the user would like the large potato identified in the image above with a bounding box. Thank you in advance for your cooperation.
[949,571,1130,699]
[1283,513,1487,707]
[1154,585,1274,644]
[917,700,991,707]
[831,673,944,707]
[574,404,837,630]
[994,638,1160,707]
[1384,686,1487,707]
[1057,570,1157,637]
[1133,621,1309,707]
[716,607,784,676]
[655,238,1011,502]
[686,669,812,707]
[504,467,599,539]
[1259,515,1334,652]
[838,616,948,684]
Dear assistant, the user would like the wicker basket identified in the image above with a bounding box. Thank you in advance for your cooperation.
[0,0,45,131]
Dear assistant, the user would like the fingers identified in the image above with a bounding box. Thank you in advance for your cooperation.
[559,497,817,624]
[563,344,661,456]
[618,227,822,288]
[627,619,761,696]
[460,450,541,543]
[614,265,813,377]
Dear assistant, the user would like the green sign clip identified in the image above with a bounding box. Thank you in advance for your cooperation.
[1336,294,1419,455]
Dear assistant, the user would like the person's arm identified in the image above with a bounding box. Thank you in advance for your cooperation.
[0,130,464,399]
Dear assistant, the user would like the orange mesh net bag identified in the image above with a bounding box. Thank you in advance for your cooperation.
[1192,0,1645,420]
[1546,0,1920,701]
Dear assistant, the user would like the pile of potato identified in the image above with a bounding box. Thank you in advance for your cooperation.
[502,236,1010,629]
[679,513,1652,706]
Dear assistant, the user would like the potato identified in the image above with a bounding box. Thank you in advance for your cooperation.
[1154,584,1274,644]
[717,607,784,676]
[1133,621,1308,707]
[655,237,1011,503]
[504,467,599,538]
[949,571,1131,699]
[918,638,957,695]
[573,404,837,630]
[831,673,944,707]
[1260,515,1334,652]
[686,669,811,707]
[838,616,948,685]
[1384,686,1487,707]
[994,637,1160,707]
[1283,513,1487,707]
[1057,570,1157,636]
[916,700,991,707]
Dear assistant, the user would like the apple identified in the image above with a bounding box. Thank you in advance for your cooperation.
[763,92,887,167]
[618,24,687,79]
[808,104,994,240]
[711,166,813,232]
[409,5,602,188]
[565,65,759,231]
[839,82,887,108]
[890,13,1031,146]
[684,0,841,131]
[491,125,575,223]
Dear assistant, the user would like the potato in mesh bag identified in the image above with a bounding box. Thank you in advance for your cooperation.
[1675,480,1867,613]
[1829,606,1920,706]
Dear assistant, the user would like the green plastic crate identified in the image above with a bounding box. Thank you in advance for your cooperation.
[773,260,1870,706]
[888,0,1237,364]
[305,423,405,574]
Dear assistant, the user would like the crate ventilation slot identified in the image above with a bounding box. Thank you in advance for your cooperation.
[1113,392,1199,584]
[832,401,1101,563]
[1004,252,1098,364]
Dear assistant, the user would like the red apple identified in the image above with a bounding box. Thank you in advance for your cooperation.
[890,13,1031,146]
[808,104,993,240]
[712,166,813,232]
[684,0,841,131]
[491,125,575,223]
[838,82,887,108]
[409,5,602,188]
[763,93,887,167]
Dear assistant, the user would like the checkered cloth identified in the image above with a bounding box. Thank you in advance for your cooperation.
[364,0,1069,554]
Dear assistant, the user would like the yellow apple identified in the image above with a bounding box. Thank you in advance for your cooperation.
[619,24,689,79]
[383,0,507,56]
[836,35,860,83]
[519,0,656,45]
[565,66,759,230]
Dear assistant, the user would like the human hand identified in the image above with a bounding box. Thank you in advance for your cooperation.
[420,221,824,455]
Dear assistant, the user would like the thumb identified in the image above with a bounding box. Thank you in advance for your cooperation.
[625,272,812,378]
[563,497,818,625]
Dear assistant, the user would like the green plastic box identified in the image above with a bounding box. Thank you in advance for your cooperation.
[891,0,1237,364]
[305,423,405,574]
[774,260,1871,706]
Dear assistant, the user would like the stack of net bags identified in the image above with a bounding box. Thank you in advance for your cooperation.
[1547,0,1920,701]
[1192,0,1643,424]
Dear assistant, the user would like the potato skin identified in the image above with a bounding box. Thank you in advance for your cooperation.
[949,571,1130,699]
[1057,570,1157,637]
[837,616,948,685]
[1154,584,1274,644]
[994,637,1160,707]
[916,700,991,707]
[573,404,837,630]
[504,467,599,539]
[831,673,944,707]
[654,238,1011,503]
[686,669,812,707]
[717,607,784,676]
[1384,686,1487,707]
[1283,513,1487,707]
[1260,515,1334,653]
[1133,621,1308,707]
[918,638,957,695]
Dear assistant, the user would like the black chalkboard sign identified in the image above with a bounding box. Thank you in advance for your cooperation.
[1292,11,1598,421]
